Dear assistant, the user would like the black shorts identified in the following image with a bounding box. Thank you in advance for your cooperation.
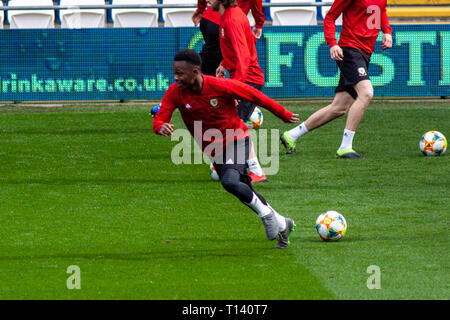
[237,82,263,121]
[335,47,370,99]
[212,137,251,185]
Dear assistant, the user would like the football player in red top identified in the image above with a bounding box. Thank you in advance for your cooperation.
[280,0,393,159]
[154,49,299,248]
[192,0,264,76]
[210,0,268,183]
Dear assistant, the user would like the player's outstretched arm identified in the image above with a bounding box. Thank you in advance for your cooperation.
[153,104,176,136]
[226,79,299,123]
[288,114,300,123]
[153,86,177,135]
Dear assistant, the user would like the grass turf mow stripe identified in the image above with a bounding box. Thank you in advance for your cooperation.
[0,101,448,299]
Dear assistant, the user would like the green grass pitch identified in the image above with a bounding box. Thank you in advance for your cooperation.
[0,100,448,300]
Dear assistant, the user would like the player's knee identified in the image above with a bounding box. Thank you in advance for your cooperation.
[359,90,373,103]
[356,86,373,104]
[220,178,238,193]
[220,170,240,194]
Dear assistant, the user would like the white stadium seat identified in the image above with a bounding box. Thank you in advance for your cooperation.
[322,0,342,25]
[8,0,55,29]
[162,0,196,27]
[111,0,158,27]
[0,2,4,29]
[59,0,106,28]
[270,0,317,26]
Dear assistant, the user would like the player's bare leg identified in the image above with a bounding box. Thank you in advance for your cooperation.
[337,80,373,158]
[344,80,373,131]
[305,91,354,130]
[280,92,354,154]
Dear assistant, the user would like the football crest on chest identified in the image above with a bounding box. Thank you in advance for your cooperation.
[210,98,219,108]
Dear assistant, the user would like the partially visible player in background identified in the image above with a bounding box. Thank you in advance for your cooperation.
[153,0,266,182]
[210,0,268,183]
[280,0,392,158]
[153,49,299,248]
[192,0,264,76]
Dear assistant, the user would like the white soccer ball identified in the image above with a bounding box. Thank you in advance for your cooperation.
[419,131,447,156]
[315,210,347,242]
[209,163,219,181]
[245,107,263,130]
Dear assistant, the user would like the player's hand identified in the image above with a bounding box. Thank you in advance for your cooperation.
[216,65,226,78]
[159,123,174,136]
[330,45,344,61]
[382,33,393,50]
[252,27,262,39]
[288,113,300,123]
[192,12,202,26]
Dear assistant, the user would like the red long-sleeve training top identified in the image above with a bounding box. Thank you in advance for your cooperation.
[196,0,265,29]
[219,6,264,85]
[153,75,292,155]
[324,0,392,57]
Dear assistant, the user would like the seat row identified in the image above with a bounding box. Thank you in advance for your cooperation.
[2,0,159,28]
[0,0,341,28]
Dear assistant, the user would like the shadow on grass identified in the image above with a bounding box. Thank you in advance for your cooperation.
[0,178,213,185]
[0,246,278,262]
[0,128,153,135]
[297,235,429,243]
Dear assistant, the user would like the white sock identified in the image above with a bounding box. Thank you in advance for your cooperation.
[339,129,355,150]
[268,205,287,231]
[288,122,309,142]
[247,157,263,176]
[246,193,271,218]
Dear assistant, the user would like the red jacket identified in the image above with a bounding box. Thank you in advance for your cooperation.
[153,75,292,155]
[324,0,392,57]
[196,0,265,29]
[219,6,264,85]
